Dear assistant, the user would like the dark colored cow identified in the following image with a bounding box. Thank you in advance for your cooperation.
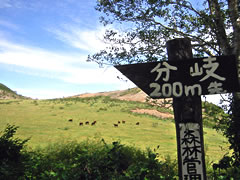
[91,121,97,126]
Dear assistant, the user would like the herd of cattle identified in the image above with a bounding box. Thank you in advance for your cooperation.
[68,119,140,127]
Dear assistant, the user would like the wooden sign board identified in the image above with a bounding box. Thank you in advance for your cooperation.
[115,55,240,99]
[179,123,204,179]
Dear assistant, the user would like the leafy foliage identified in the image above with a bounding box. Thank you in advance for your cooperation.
[210,155,240,179]
[88,0,238,66]
[222,94,240,166]
[0,124,29,179]
[23,139,178,179]
[1,124,240,179]
[202,101,227,129]
[208,94,240,167]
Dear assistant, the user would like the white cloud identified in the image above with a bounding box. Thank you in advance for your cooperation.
[47,25,108,52]
[0,0,27,9]
[0,39,130,86]
[15,88,76,99]
[0,40,78,72]
[202,94,229,106]
[60,66,135,85]
[0,0,13,8]
[0,20,19,30]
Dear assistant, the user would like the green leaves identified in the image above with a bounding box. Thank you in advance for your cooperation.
[1,124,240,178]
[22,139,178,179]
[89,0,236,66]
[0,124,29,179]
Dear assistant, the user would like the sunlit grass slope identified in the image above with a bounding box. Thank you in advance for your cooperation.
[0,96,228,162]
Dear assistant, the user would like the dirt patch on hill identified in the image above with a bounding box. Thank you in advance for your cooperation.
[117,90,148,102]
[74,90,122,99]
[75,90,145,101]
[131,109,174,119]
[74,88,170,104]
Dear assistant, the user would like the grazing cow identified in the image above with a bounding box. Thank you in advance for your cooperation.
[85,121,89,125]
[91,121,97,126]
[79,122,83,126]
[122,120,126,124]
[68,119,73,122]
[118,121,121,124]
[113,124,118,127]
[136,122,140,125]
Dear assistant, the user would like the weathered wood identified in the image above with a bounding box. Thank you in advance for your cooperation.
[167,38,207,180]
[115,55,239,99]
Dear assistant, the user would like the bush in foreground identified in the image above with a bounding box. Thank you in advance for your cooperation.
[23,140,178,179]
[2,124,240,179]
[0,124,178,179]
[0,124,29,179]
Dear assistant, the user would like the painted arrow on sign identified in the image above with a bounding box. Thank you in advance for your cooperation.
[115,55,240,99]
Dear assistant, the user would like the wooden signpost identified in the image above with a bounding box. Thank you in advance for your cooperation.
[115,38,240,180]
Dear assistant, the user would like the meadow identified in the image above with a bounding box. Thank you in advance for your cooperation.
[0,96,229,162]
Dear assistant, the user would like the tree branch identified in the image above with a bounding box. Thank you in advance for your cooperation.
[207,0,233,54]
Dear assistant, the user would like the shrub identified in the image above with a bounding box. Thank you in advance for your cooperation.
[4,124,240,179]
[209,155,240,179]
[202,101,226,129]
[0,124,29,179]
[23,139,178,179]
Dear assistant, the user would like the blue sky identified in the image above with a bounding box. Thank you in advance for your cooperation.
[0,0,135,99]
[0,0,223,105]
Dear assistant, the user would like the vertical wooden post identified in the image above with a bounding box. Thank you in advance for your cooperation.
[166,38,207,180]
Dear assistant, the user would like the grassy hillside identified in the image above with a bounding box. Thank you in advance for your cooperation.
[0,83,15,92]
[0,96,228,162]
[0,83,28,99]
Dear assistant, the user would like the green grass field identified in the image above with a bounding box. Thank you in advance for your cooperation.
[0,96,229,162]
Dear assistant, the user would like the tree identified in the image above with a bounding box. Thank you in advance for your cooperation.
[88,0,240,165]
